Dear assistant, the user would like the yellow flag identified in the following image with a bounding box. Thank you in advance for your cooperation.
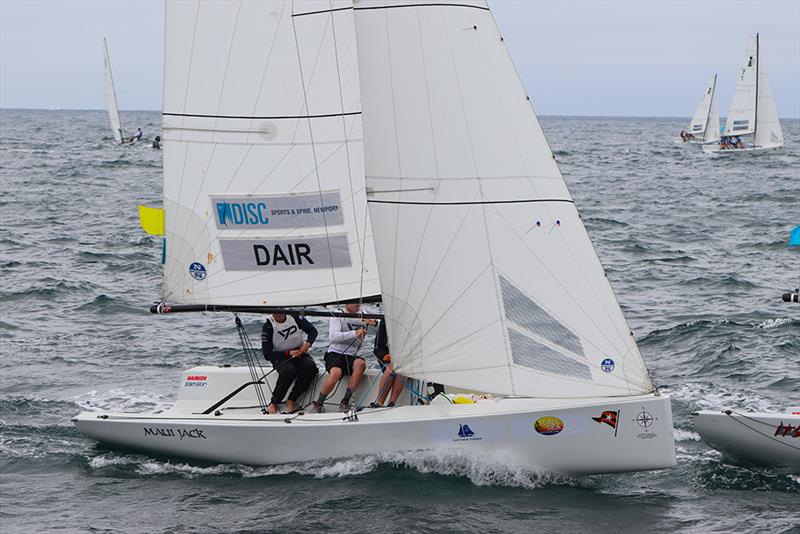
[138,205,165,236]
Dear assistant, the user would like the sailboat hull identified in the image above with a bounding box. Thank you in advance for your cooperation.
[693,410,800,468]
[73,367,675,475]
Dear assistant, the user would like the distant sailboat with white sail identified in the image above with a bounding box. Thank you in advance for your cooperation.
[74,0,675,475]
[704,34,783,153]
[682,74,719,144]
[102,38,124,145]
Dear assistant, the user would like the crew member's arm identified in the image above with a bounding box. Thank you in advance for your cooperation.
[329,317,357,344]
[290,315,317,356]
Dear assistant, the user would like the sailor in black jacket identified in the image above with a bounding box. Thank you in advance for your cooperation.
[261,313,319,414]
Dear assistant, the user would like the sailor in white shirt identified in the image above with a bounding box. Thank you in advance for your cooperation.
[311,303,376,412]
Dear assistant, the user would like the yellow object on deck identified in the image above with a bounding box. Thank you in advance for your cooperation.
[451,395,475,405]
[138,205,165,236]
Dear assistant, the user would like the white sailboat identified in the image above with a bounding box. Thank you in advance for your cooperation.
[693,408,800,468]
[73,0,675,475]
[704,34,784,153]
[683,74,719,144]
[102,38,124,145]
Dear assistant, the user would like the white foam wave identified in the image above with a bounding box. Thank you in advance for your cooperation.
[74,388,173,414]
[663,382,781,413]
[377,448,581,489]
[84,448,580,488]
[751,317,795,329]
[673,428,701,442]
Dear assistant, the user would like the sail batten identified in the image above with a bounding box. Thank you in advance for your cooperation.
[353,0,653,398]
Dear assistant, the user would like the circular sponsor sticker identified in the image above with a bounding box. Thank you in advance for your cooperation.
[533,416,564,436]
[189,262,207,280]
[601,358,615,373]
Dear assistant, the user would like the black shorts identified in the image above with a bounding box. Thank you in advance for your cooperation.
[324,352,364,376]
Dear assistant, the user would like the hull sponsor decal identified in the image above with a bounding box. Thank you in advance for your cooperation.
[592,410,620,437]
[533,416,564,436]
[184,375,208,387]
[219,234,351,271]
[633,408,658,439]
[211,191,343,229]
[774,422,799,438]
[144,427,207,440]
[453,424,481,442]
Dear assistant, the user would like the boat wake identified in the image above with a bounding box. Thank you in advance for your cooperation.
[84,448,582,489]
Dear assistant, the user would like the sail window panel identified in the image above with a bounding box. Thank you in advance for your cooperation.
[508,329,591,380]
[499,276,583,357]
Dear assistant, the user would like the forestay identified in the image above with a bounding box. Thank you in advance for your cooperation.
[103,38,123,144]
[162,0,379,306]
[353,0,654,398]
[688,74,716,139]
[724,35,757,137]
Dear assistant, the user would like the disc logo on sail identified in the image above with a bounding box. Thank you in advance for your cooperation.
[211,191,343,230]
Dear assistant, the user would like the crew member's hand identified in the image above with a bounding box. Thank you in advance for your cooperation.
[289,349,302,358]
[355,328,367,339]
[383,354,391,363]
[363,319,377,327]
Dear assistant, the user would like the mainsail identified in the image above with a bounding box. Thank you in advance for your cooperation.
[724,35,758,137]
[723,34,783,148]
[161,0,379,306]
[688,74,716,139]
[103,38,123,144]
[353,0,653,398]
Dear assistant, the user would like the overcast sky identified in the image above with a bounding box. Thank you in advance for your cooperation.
[1,0,798,117]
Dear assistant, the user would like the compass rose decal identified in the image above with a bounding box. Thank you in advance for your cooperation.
[634,409,655,428]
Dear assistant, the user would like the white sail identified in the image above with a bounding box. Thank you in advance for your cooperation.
[724,35,757,136]
[353,0,653,398]
[688,74,716,138]
[704,75,720,143]
[754,66,783,148]
[103,38,123,144]
[161,0,380,306]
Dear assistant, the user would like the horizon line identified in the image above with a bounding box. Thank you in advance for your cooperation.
[1,107,800,120]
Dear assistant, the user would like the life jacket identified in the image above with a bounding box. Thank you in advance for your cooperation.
[267,315,304,352]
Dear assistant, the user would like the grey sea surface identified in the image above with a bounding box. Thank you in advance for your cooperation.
[0,110,798,533]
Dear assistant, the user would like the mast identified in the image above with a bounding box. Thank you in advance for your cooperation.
[753,33,759,145]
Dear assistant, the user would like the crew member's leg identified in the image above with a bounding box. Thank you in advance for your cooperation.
[269,360,297,414]
[287,354,318,411]
[388,374,407,405]
[375,364,395,406]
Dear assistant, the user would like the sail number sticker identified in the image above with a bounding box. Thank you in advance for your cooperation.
[210,191,343,229]
[219,235,351,271]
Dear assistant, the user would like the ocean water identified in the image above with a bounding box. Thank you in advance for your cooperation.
[0,109,798,533]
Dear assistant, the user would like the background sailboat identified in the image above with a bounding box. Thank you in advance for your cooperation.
[704,34,783,153]
[74,0,675,475]
[684,74,719,144]
[102,38,124,145]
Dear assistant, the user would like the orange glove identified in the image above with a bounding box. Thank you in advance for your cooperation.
[383,354,391,363]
